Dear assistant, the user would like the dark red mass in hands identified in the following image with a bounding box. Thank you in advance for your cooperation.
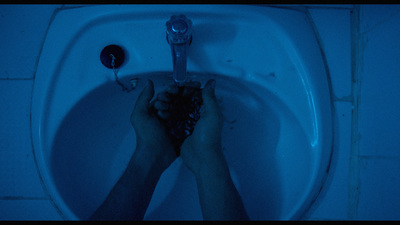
[160,86,203,156]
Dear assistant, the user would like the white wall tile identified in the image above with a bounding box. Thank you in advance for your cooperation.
[0,199,62,220]
[360,4,400,34]
[357,157,400,220]
[0,5,60,79]
[0,80,45,198]
[358,6,400,157]
[308,8,352,99]
[303,102,352,220]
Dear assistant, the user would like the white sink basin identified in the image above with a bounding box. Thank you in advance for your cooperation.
[32,5,332,220]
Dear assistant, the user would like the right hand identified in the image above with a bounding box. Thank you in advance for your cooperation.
[180,79,225,175]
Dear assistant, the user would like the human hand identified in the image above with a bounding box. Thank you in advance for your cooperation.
[180,79,225,175]
[130,80,177,170]
[152,81,202,156]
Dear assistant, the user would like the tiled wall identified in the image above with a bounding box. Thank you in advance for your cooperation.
[0,4,399,220]
[0,4,63,220]
[356,5,400,220]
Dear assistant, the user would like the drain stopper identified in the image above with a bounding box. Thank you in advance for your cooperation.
[100,45,125,69]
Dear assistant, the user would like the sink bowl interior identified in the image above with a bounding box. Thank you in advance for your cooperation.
[32,5,332,220]
[51,73,286,219]
[50,72,313,220]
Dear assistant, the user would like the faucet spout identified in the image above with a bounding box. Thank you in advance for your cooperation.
[166,15,192,85]
[170,43,189,85]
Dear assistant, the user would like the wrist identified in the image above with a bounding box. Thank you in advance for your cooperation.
[192,147,229,180]
[133,141,175,172]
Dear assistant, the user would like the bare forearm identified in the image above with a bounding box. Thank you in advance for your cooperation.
[194,150,249,220]
[90,145,166,220]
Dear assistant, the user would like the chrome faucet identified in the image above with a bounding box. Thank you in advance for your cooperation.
[166,15,192,85]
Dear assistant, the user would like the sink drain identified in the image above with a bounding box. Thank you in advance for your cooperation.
[100,45,125,69]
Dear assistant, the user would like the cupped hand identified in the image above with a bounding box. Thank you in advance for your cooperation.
[130,80,177,170]
[153,81,202,120]
[152,80,202,156]
[180,79,225,175]
[149,79,225,174]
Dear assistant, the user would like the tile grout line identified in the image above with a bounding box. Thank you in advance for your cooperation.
[360,9,400,35]
[303,5,353,105]
[29,5,66,220]
[31,6,62,81]
[348,4,362,220]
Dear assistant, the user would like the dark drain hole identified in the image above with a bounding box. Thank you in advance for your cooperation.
[100,45,125,69]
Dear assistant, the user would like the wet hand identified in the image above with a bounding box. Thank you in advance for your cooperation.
[153,81,202,120]
[152,81,202,155]
[180,79,225,175]
[130,80,177,170]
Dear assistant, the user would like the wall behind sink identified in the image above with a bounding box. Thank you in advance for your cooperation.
[0,4,399,220]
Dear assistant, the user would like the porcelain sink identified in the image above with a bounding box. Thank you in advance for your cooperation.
[32,5,333,220]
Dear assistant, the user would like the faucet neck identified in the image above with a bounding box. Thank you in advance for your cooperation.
[166,15,193,84]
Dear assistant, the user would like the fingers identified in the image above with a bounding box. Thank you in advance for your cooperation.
[152,97,171,120]
[154,85,176,111]
[153,83,179,120]
[182,81,201,98]
[157,92,170,102]
[166,84,179,95]
[154,100,169,111]
[133,80,154,116]
[162,81,201,99]
[183,81,202,89]
[157,110,171,120]
[150,81,205,121]
[201,79,219,114]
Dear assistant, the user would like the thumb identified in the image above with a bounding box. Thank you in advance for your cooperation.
[201,79,218,114]
[134,79,154,115]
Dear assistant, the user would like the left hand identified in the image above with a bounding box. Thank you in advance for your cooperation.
[130,80,177,170]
